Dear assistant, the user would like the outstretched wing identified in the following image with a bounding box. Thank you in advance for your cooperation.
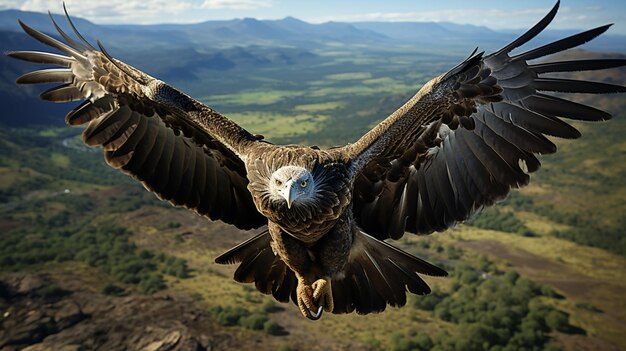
[8,10,266,230]
[346,1,626,240]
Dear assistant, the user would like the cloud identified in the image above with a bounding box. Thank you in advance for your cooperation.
[201,0,272,10]
[0,0,23,10]
[15,0,195,23]
[4,0,272,24]
[310,6,605,30]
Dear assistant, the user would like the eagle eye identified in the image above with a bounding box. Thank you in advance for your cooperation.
[300,180,308,188]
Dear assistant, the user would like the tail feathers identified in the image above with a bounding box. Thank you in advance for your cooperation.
[214,230,270,264]
[332,231,447,315]
[215,231,296,303]
[215,230,448,315]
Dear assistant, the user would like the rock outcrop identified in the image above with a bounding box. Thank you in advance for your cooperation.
[0,274,258,351]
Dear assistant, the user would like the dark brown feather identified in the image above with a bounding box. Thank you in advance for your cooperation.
[347,1,624,240]
[328,231,446,314]
[12,14,266,230]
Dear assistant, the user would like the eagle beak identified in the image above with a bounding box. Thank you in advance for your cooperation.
[279,179,296,209]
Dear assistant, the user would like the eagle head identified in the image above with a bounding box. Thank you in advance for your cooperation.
[269,166,315,209]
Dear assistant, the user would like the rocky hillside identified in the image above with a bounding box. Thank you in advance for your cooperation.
[0,273,290,351]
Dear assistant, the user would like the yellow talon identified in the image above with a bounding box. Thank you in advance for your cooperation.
[312,277,334,313]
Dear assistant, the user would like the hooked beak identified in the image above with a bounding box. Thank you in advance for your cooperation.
[278,179,298,209]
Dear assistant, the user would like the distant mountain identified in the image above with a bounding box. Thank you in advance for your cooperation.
[1,9,625,127]
[351,21,500,41]
[0,10,389,49]
[3,9,625,51]
[0,27,321,126]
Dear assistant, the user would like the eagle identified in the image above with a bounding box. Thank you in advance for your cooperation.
[8,1,626,320]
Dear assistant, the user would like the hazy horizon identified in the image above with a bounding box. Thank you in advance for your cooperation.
[1,1,625,34]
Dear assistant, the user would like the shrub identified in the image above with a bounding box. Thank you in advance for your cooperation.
[263,321,282,335]
[240,313,268,330]
[101,283,125,296]
[210,306,250,326]
[545,310,570,333]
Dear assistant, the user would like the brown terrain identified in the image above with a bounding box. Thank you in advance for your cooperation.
[1,273,241,351]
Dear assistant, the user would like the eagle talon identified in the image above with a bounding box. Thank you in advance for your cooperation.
[304,304,324,320]
[312,277,334,313]
[296,280,317,319]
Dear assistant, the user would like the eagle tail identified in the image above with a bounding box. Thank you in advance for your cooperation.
[215,230,448,315]
[331,230,447,314]
[215,231,297,303]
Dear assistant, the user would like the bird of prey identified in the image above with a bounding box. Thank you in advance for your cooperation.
[8,1,626,320]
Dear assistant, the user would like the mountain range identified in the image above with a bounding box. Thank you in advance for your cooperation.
[2,9,625,51]
[1,9,625,128]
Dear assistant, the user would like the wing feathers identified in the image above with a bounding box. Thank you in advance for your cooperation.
[514,24,612,62]
[441,138,473,215]
[103,110,140,152]
[62,3,97,51]
[492,1,560,56]
[48,11,88,51]
[139,123,168,183]
[106,115,150,169]
[492,102,581,139]
[162,137,186,201]
[533,78,626,94]
[472,118,531,182]
[12,14,266,230]
[152,125,176,194]
[476,108,557,154]
[17,20,86,61]
[39,83,82,102]
[16,68,74,84]
[172,144,197,206]
[530,59,626,74]
[83,107,123,146]
[351,2,624,240]
[522,94,612,121]
[6,51,72,66]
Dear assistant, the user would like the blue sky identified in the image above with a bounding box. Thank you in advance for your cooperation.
[1,0,625,34]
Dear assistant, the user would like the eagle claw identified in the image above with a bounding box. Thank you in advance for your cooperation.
[296,277,333,320]
[304,305,324,320]
[296,282,317,319]
[312,277,334,313]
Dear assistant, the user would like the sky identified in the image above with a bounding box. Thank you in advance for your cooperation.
[1,0,625,34]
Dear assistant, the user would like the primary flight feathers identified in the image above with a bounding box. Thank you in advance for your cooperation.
[9,1,626,318]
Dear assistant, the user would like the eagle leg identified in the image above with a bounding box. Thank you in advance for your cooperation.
[296,276,322,319]
[312,277,334,313]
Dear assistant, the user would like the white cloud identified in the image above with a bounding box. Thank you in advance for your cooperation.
[0,0,23,10]
[311,8,546,23]
[201,0,272,10]
[4,0,273,24]
[310,6,606,30]
[16,0,195,23]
